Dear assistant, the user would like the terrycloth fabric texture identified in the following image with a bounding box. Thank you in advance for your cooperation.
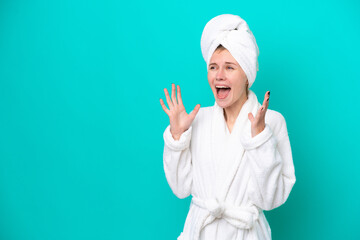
[200,14,260,88]
[163,90,296,240]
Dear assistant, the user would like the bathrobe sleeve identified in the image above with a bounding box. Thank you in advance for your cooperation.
[163,125,193,199]
[239,114,296,211]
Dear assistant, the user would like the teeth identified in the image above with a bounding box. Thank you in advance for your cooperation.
[216,86,230,88]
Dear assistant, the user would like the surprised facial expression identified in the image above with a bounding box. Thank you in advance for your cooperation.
[207,48,248,109]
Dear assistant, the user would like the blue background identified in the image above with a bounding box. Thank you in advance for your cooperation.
[1,0,359,239]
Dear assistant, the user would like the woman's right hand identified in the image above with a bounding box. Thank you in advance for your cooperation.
[160,83,201,140]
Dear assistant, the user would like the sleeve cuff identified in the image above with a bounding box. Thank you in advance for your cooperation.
[239,123,273,150]
[163,125,192,151]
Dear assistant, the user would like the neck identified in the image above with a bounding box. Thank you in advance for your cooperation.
[223,94,248,123]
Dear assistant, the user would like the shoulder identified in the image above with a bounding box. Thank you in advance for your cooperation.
[265,109,288,138]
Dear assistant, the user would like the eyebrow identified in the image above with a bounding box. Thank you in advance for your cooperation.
[209,62,237,66]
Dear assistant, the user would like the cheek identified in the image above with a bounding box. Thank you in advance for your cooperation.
[207,72,213,79]
[232,81,246,94]
[235,75,247,89]
[207,74,214,85]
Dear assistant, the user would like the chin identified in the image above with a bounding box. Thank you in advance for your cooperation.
[216,102,231,109]
[214,96,232,109]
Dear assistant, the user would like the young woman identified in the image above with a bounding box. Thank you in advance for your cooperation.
[160,14,296,240]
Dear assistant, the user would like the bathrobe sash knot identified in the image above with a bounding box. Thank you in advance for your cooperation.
[191,196,260,234]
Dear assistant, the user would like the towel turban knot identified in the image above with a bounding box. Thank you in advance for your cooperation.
[200,14,260,88]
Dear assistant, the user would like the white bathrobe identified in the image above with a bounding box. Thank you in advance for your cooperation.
[163,90,296,240]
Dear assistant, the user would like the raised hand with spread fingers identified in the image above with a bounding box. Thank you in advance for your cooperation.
[160,83,201,140]
[248,91,270,138]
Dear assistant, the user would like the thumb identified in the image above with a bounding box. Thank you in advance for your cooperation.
[248,112,254,122]
[189,104,201,121]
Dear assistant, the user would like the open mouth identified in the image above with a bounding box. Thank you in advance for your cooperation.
[216,86,231,99]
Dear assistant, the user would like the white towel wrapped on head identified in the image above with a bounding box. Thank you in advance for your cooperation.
[200,14,260,88]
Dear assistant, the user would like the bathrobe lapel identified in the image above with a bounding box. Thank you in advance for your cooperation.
[211,90,261,201]
[189,90,263,240]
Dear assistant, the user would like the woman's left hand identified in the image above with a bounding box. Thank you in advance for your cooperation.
[248,91,270,138]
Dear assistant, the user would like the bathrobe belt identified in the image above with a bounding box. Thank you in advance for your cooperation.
[191,196,260,239]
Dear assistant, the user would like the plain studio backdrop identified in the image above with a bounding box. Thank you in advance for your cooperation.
[0,0,359,239]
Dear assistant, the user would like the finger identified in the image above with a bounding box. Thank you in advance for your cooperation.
[159,98,170,115]
[248,112,254,122]
[259,106,265,113]
[262,91,269,106]
[164,88,174,110]
[256,106,265,120]
[177,85,184,106]
[171,83,177,105]
[258,91,270,115]
[265,91,270,110]
[189,104,201,121]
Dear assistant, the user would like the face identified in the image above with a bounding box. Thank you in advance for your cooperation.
[207,48,248,109]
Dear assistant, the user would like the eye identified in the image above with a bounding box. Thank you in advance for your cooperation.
[227,66,234,70]
[209,66,215,70]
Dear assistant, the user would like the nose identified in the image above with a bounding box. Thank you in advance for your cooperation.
[216,66,225,80]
